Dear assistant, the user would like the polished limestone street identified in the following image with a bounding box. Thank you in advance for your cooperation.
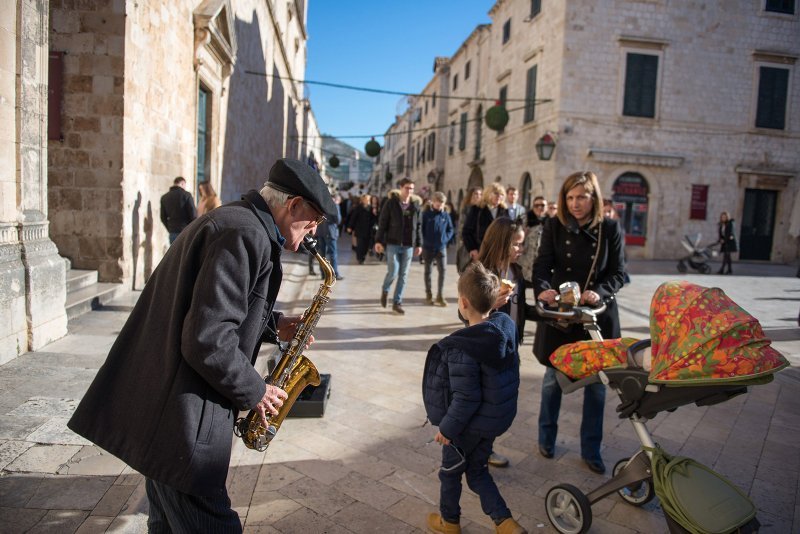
[0,239,798,533]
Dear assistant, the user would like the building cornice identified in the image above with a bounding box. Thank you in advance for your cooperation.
[735,166,796,177]
[587,147,684,167]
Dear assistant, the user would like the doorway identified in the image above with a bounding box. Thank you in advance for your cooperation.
[739,188,777,260]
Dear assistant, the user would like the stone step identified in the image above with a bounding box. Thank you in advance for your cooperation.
[66,269,98,293]
[65,282,125,320]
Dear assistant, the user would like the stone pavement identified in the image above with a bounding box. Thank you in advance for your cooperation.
[1,241,798,533]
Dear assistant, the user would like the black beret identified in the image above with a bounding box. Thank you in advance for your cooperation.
[266,159,337,219]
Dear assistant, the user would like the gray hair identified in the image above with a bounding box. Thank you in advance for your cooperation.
[259,183,291,210]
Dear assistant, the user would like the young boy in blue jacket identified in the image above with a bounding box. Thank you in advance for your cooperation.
[422,191,455,306]
[422,262,526,534]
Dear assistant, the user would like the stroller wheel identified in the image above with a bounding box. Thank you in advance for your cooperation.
[700,264,712,274]
[545,484,592,534]
[677,260,688,273]
[612,458,656,506]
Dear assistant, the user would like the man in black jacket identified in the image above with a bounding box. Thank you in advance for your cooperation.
[160,176,197,244]
[374,177,422,315]
[69,159,337,533]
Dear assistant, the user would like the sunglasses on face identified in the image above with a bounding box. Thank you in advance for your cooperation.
[534,203,546,208]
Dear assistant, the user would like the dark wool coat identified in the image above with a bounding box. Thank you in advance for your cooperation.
[375,190,422,247]
[461,205,509,253]
[68,190,284,497]
[422,312,520,440]
[718,219,738,253]
[160,186,197,233]
[532,216,626,366]
[346,204,377,239]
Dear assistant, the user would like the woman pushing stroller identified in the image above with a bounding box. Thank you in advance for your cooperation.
[532,171,626,474]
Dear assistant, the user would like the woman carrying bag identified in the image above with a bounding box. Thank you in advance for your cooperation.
[532,171,626,475]
[717,211,738,275]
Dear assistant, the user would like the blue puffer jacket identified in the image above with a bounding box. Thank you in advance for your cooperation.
[422,206,454,252]
[422,312,520,440]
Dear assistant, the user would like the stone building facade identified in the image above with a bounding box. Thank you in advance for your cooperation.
[1,0,319,363]
[1,1,68,364]
[374,0,800,263]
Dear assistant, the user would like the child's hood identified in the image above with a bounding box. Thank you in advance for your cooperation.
[437,312,517,370]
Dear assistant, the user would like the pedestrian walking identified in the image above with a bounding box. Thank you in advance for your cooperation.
[505,186,524,223]
[422,191,455,307]
[462,183,508,263]
[68,159,337,533]
[318,193,344,280]
[717,211,738,274]
[422,262,527,534]
[374,178,422,315]
[159,176,197,244]
[346,194,377,264]
[197,181,222,216]
[456,186,483,273]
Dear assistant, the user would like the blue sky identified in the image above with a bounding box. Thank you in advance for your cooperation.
[306,1,493,148]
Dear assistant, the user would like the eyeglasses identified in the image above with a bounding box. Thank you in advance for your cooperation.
[291,197,326,226]
[534,203,546,208]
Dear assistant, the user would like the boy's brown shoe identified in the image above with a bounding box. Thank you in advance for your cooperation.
[495,517,527,534]
[426,513,461,533]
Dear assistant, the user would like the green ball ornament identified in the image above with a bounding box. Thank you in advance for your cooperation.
[365,137,382,157]
[485,101,509,132]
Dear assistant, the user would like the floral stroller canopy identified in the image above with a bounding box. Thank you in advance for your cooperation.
[550,281,788,384]
[648,281,788,385]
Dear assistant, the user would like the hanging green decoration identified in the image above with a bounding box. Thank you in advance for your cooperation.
[328,154,340,168]
[365,137,382,157]
[485,101,509,132]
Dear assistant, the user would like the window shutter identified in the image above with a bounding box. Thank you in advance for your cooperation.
[756,66,788,130]
[623,53,658,118]
[459,113,467,151]
[524,65,538,123]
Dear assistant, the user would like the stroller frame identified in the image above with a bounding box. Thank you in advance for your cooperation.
[537,302,760,534]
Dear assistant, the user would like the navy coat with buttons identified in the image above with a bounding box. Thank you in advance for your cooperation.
[422,312,520,440]
[531,216,625,366]
[68,190,284,498]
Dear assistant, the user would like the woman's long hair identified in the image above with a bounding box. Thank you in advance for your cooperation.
[557,171,604,228]
[478,217,522,275]
[480,182,507,209]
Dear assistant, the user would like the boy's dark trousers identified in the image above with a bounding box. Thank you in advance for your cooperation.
[438,432,511,524]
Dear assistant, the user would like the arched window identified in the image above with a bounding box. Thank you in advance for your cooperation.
[520,172,532,209]
[612,173,649,246]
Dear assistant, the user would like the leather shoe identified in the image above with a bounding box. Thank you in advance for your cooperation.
[538,444,553,459]
[380,291,388,308]
[487,452,509,468]
[583,458,606,474]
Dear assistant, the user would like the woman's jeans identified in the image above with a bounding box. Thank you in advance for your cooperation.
[439,433,511,524]
[422,247,447,297]
[382,244,413,304]
[538,366,606,462]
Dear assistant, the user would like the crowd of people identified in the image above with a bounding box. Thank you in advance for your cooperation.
[84,162,747,533]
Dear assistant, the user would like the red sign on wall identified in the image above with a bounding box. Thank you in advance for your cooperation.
[690,185,708,220]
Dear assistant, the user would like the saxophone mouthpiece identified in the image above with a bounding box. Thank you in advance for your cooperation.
[301,234,318,254]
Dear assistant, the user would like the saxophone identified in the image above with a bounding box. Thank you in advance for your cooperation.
[234,234,335,451]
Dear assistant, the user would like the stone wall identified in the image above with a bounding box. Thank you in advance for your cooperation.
[48,0,126,281]
[1,0,67,364]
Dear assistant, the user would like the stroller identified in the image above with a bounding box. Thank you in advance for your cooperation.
[538,281,789,534]
[677,234,718,274]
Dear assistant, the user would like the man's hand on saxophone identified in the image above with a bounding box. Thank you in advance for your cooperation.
[256,384,289,426]
[276,314,315,347]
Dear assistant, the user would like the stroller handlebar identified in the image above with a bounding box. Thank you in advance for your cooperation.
[535,300,607,323]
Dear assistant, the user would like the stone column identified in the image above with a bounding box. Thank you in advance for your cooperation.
[0,0,67,363]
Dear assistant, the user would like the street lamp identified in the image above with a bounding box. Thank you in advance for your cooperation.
[536,132,556,161]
